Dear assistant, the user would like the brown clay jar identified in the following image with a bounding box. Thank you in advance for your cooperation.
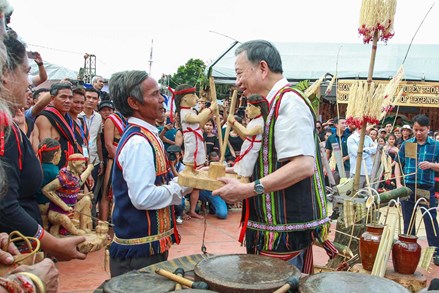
[392,234,421,274]
[359,224,385,271]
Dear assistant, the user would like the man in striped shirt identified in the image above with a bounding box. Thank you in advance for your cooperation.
[395,114,439,266]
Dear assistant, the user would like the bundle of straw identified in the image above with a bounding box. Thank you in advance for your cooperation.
[345,81,384,128]
[346,66,404,129]
[358,0,397,43]
[325,75,337,96]
[305,75,325,98]
[379,65,405,120]
[381,151,392,180]
[371,219,396,277]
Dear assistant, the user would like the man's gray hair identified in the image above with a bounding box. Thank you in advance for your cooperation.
[109,70,149,117]
[235,40,283,74]
[92,75,103,84]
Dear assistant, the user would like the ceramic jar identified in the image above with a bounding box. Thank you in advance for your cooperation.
[359,224,385,271]
[392,234,421,274]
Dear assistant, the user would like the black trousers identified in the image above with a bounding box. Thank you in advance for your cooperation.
[110,250,169,277]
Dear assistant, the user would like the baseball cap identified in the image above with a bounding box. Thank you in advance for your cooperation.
[379,128,387,133]
[98,100,115,111]
[401,125,412,131]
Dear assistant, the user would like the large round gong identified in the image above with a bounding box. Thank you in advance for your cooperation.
[103,271,175,293]
[194,254,301,293]
[171,289,217,293]
[299,272,410,293]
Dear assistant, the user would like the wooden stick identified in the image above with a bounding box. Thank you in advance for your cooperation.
[418,207,438,237]
[155,268,208,290]
[334,230,360,240]
[173,268,184,291]
[407,197,428,236]
[371,224,389,276]
[380,219,396,277]
[209,77,223,154]
[353,30,379,193]
[273,276,299,293]
[220,90,237,162]
[156,268,193,287]
[383,199,398,226]
[347,210,357,249]
[74,210,114,227]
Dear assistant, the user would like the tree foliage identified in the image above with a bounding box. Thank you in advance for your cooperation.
[158,58,232,100]
[294,80,320,115]
[161,58,207,89]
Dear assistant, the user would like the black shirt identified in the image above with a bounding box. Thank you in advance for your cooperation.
[0,125,43,236]
[229,134,244,156]
[204,134,219,157]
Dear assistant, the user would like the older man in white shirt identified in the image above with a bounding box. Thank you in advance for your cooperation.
[347,128,377,188]
[108,70,188,277]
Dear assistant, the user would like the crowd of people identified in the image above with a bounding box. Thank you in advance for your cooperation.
[318,115,439,267]
[0,1,438,291]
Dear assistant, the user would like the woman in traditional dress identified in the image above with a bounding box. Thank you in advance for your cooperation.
[0,28,86,261]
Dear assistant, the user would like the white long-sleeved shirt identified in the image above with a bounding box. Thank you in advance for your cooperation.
[117,117,182,210]
[347,131,377,176]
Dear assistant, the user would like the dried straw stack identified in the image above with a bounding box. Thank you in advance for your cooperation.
[351,0,399,193]
[358,0,397,43]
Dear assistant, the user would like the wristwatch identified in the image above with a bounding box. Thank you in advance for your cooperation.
[254,179,265,195]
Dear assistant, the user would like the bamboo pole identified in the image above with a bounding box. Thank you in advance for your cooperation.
[353,30,379,193]
[220,90,237,162]
[407,197,428,236]
[209,76,223,154]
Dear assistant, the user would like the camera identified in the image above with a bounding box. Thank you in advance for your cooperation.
[237,106,246,119]
[27,51,37,59]
[166,145,181,162]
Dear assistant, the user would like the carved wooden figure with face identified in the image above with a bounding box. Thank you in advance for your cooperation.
[173,84,217,174]
[42,154,94,236]
[228,94,267,178]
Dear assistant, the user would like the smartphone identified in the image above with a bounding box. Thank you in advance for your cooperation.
[166,116,171,124]
[27,51,37,59]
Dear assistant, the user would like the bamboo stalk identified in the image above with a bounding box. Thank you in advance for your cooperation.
[347,210,357,249]
[220,90,237,162]
[353,30,379,193]
[418,207,438,237]
[209,77,223,154]
[407,197,428,236]
[334,229,360,240]
[383,199,398,226]
[371,221,394,277]
[397,200,403,235]
[382,219,396,276]
[371,224,388,275]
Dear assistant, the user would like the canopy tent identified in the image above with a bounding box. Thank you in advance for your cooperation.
[29,60,78,80]
[209,42,439,84]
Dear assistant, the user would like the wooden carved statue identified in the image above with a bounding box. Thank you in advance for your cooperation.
[42,153,94,236]
[173,84,217,174]
[227,94,267,178]
[36,138,62,230]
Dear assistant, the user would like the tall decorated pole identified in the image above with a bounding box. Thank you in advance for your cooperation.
[349,0,401,193]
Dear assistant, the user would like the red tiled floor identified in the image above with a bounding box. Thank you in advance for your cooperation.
[56,208,439,292]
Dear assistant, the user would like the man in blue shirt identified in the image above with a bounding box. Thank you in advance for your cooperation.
[325,117,350,184]
[395,114,439,266]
